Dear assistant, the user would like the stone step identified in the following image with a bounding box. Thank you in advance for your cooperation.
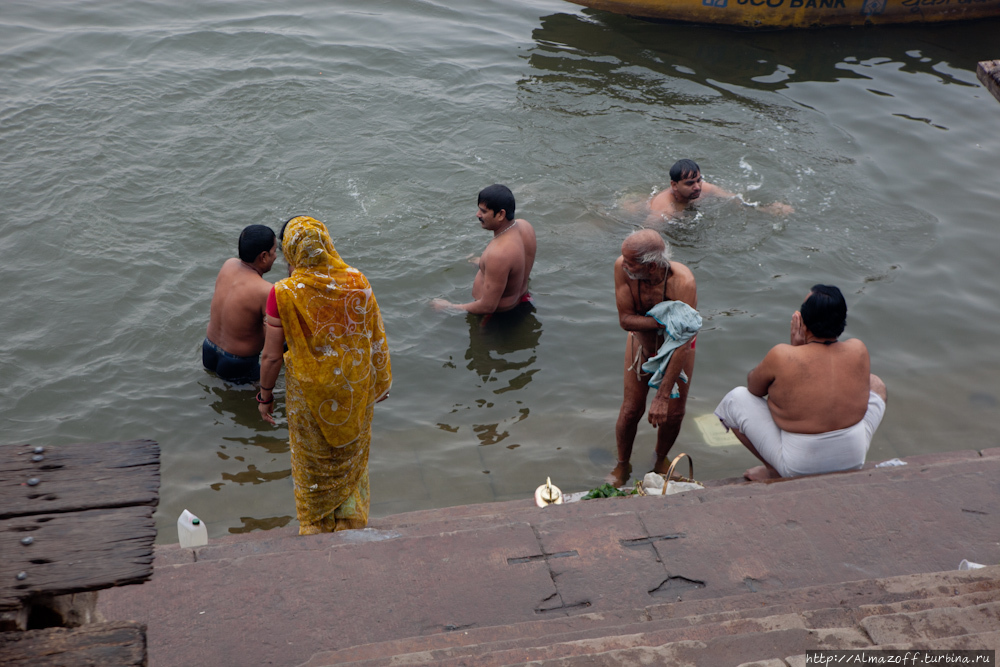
[862,601,1000,644]
[302,568,1000,666]
[492,628,1000,667]
[773,631,1000,667]
[365,448,993,537]
[489,627,870,667]
[407,614,870,667]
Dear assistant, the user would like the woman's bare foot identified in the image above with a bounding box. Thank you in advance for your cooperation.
[744,465,782,482]
[607,462,632,487]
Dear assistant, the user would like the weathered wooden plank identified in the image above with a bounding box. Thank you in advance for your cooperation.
[0,621,146,667]
[0,440,159,519]
[0,506,155,611]
[978,60,1000,104]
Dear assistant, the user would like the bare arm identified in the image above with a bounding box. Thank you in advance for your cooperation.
[701,182,735,199]
[258,314,285,424]
[614,257,663,333]
[647,270,698,424]
[433,245,515,315]
[747,347,779,398]
[705,182,794,215]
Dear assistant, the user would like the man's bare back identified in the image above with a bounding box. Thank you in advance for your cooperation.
[206,258,274,357]
[749,322,871,434]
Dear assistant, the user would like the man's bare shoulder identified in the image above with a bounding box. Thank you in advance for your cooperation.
[668,261,697,292]
[649,191,679,215]
[218,257,243,276]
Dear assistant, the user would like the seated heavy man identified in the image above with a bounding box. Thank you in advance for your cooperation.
[714,285,887,481]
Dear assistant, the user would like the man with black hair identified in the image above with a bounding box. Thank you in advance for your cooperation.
[203,224,277,382]
[714,285,887,481]
[432,184,536,317]
[648,159,794,219]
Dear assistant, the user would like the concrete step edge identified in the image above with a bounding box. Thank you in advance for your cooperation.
[486,627,872,667]
[861,601,1000,645]
[305,571,1000,666]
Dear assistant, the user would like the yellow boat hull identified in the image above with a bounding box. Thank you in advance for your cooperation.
[566,0,1000,28]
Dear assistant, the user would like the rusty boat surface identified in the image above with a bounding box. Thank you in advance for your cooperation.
[565,0,1000,28]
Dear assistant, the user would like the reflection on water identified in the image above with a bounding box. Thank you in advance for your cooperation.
[532,12,999,91]
[199,380,290,492]
[202,381,284,433]
[438,305,542,447]
[228,515,294,535]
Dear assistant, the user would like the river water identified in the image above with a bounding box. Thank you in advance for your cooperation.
[3,1,999,542]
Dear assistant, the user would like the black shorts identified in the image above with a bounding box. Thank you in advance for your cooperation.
[202,338,260,383]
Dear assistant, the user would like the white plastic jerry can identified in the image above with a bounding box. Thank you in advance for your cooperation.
[177,509,208,548]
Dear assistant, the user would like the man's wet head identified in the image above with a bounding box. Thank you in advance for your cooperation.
[669,159,703,202]
[238,224,277,273]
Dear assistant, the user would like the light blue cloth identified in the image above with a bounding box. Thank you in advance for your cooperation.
[641,301,702,394]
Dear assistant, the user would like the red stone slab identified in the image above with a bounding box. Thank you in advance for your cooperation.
[100,520,551,667]
[531,506,679,613]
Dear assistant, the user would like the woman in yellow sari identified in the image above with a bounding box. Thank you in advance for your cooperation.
[257,216,391,534]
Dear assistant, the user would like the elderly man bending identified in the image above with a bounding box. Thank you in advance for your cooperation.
[715,285,887,481]
[611,229,700,487]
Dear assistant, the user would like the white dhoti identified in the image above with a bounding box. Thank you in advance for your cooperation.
[714,387,885,478]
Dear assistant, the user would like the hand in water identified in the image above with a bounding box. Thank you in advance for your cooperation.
[431,298,459,313]
[259,400,276,425]
[762,202,794,216]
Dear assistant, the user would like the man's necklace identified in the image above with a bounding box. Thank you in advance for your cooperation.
[809,339,838,345]
[490,220,517,242]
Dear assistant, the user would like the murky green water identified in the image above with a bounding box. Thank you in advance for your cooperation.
[3,1,999,542]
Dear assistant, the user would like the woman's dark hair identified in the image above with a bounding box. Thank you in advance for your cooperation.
[800,284,847,339]
[237,225,275,263]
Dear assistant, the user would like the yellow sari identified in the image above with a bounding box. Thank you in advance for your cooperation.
[275,216,392,534]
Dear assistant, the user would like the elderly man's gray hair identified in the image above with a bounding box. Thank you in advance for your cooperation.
[625,229,672,268]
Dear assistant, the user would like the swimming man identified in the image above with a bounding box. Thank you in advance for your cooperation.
[648,159,794,220]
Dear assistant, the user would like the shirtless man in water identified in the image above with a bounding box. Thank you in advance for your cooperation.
[432,184,537,316]
[714,285,887,481]
[611,229,698,487]
[203,224,277,383]
[647,159,794,221]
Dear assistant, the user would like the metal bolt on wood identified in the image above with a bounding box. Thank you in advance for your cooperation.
[15,572,27,580]
[27,478,39,486]
[33,446,44,454]
[32,454,44,462]
[21,536,34,545]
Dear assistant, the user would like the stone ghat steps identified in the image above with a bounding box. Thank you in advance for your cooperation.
[365,449,996,536]
[300,566,1000,667]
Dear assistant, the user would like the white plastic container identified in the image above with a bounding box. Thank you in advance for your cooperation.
[177,509,208,548]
